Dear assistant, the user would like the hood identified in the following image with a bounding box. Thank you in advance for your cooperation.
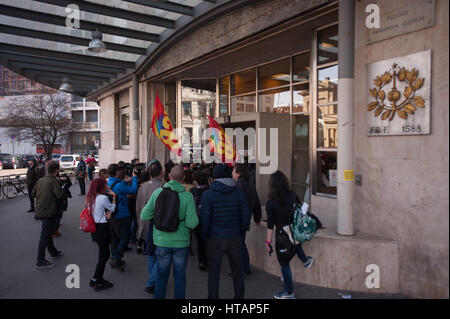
[210,178,237,193]
[165,180,187,193]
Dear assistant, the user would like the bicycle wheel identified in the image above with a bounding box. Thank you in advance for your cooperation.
[2,182,18,199]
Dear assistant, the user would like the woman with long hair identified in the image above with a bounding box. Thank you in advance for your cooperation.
[265,171,313,299]
[86,178,117,291]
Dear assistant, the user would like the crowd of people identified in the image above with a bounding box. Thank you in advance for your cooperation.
[28,156,315,299]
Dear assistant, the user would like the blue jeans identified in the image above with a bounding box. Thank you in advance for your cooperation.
[87,167,93,181]
[154,246,189,299]
[280,245,308,294]
[111,218,131,260]
[146,255,158,288]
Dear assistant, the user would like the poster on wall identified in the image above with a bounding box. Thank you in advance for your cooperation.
[366,50,431,136]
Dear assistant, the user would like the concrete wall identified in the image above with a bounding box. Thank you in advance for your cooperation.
[145,0,330,79]
[354,0,449,298]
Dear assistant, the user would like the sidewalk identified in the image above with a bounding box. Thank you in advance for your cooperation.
[0,181,406,299]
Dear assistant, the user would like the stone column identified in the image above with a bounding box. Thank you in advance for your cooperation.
[132,74,140,160]
[337,0,355,236]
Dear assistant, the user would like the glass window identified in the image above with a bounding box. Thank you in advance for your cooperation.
[258,87,290,114]
[219,76,229,116]
[317,104,338,149]
[293,52,310,83]
[317,151,337,195]
[258,58,290,90]
[85,110,98,122]
[318,25,338,66]
[292,83,310,113]
[318,65,338,104]
[71,111,83,122]
[231,95,255,114]
[231,68,256,96]
[182,101,192,117]
[120,112,130,146]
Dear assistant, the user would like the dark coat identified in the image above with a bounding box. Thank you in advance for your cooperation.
[236,179,262,230]
[199,179,250,241]
[26,165,39,191]
[31,175,68,218]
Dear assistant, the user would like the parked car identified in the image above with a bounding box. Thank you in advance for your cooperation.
[51,154,62,161]
[0,154,16,170]
[59,154,80,171]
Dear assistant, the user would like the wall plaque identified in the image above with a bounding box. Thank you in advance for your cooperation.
[367,0,435,44]
[366,50,431,136]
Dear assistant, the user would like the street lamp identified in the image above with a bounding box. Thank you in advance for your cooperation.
[59,76,74,93]
[88,30,107,53]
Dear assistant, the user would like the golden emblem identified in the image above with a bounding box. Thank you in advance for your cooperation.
[368,63,425,121]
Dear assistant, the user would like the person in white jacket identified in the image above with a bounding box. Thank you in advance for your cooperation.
[85,178,117,291]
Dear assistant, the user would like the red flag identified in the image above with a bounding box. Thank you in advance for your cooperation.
[151,92,181,157]
[208,116,236,165]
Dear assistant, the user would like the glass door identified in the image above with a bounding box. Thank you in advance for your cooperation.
[180,79,217,161]
[292,114,310,203]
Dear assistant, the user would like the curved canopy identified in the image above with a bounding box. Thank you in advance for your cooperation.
[0,0,249,97]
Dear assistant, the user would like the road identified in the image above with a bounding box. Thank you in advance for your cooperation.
[0,180,406,299]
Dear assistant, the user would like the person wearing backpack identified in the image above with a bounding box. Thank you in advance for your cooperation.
[265,170,313,299]
[199,163,250,299]
[190,169,210,271]
[85,178,116,291]
[140,165,199,299]
[106,164,139,270]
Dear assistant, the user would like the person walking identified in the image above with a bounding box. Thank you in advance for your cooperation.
[75,155,87,196]
[136,161,164,294]
[107,164,138,270]
[200,163,250,299]
[265,170,313,299]
[32,161,67,269]
[86,153,97,182]
[141,165,198,299]
[86,178,116,291]
[26,158,39,213]
[232,164,262,276]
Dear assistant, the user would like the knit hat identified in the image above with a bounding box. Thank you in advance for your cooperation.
[213,163,233,179]
[148,158,160,168]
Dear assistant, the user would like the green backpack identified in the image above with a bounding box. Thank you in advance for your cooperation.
[291,195,316,243]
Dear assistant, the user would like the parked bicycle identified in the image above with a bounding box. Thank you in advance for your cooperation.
[1,175,28,199]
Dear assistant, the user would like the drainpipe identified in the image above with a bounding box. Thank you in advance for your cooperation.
[132,74,140,160]
[337,0,355,236]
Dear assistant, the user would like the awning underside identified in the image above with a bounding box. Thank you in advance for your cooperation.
[0,0,229,97]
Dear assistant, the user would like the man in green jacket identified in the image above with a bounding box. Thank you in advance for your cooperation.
[32,161,68,269]
[141,165,199,299]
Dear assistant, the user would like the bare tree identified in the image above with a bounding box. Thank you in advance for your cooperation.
[1,93,71,158]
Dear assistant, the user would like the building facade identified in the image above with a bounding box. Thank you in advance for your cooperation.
[90,0,449,298]
[69,94,101,155]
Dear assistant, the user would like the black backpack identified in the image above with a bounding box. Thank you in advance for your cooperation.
[154,187,181,232]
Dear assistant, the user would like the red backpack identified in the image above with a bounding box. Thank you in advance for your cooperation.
[80,207,96,233]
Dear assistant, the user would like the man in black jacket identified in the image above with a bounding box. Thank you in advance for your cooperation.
[26,158,39,213]
[232,164,262,276]
[200,164,250,299]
